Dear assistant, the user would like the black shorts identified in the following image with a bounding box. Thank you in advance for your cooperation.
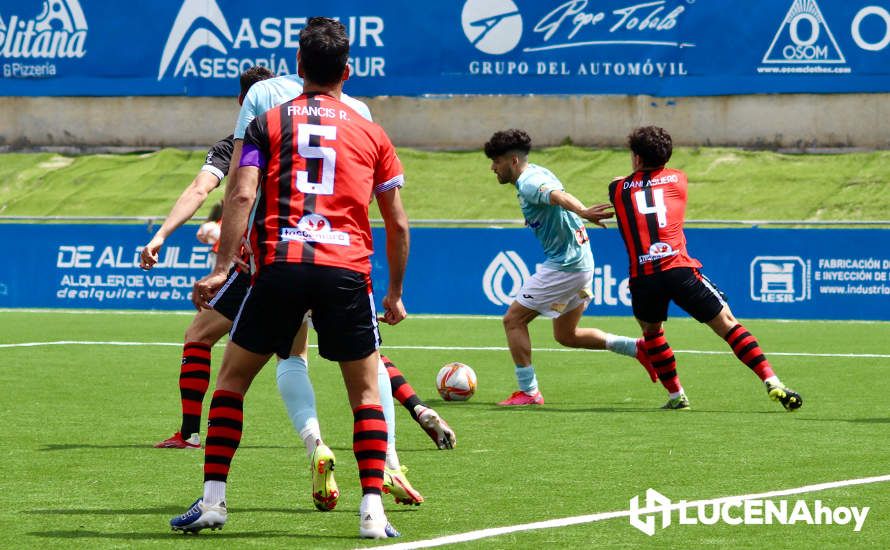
[208,267,250,322]
[630,267,726,323]
[230,262,380,362]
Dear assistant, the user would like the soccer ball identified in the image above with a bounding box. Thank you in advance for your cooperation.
[436,362,477,401]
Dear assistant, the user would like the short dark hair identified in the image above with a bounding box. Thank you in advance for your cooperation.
[240,66,274,97]
[299,17,350,86]
[628,126,673,167]
[484,129,532,159]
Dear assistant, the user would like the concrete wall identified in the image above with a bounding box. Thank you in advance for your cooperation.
[1,94,889,150]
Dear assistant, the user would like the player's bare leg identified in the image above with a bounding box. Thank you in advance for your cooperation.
[339,352,398,539]
[156,307,233,449]
[637,319,689,409]
[552,303,657,382]
[499,302,544,405]
[170,342,271,533]
[705,306,802,411]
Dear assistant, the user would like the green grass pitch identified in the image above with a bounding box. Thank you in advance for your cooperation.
[1,311,889,548]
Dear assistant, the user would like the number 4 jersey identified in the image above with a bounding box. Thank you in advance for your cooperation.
[241,92,404,275]
[609,168,701,279]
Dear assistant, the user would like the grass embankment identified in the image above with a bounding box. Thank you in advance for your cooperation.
[0,147,888,221]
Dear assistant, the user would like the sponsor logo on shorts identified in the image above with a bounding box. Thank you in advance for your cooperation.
[281,214,350,246]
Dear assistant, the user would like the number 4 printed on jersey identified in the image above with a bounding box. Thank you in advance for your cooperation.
[296,123,337,195]
[634,189,667,228]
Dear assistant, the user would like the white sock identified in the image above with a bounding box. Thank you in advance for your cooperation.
[359,493,384,521]
[300,420,321,461]
[605,334,638,357]
[203,480,226,506]
[669,388,685,399]
[385,442,400,471]
[764,375,780,387]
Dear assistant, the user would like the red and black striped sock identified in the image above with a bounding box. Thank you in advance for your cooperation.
[179,342,211,437]
[644,330,682,393]
[382,355,425,422]
[723,324,775,381]
[353,404,387,495]
[203,390,243,483]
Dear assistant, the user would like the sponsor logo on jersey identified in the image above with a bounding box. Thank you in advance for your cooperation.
[281,214,350,246]
[638,242,678,264]
[750,256,810,303]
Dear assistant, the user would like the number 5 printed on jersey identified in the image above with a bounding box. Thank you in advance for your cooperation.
[296,123,337,195]
[634,188,667,228]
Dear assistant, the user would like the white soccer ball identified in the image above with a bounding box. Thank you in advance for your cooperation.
[436,362,477,401]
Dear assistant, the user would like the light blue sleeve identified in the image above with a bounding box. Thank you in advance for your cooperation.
[518,174,560,206]
[342,93,373,122]
[234,87,261,139]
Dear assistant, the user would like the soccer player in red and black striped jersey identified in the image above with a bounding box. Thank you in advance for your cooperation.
[142,66,274,450]
[609,126,802,411]
[173,17,408,539]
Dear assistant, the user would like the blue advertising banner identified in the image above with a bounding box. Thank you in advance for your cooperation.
[2,224,888,320]
[2,1,890,97]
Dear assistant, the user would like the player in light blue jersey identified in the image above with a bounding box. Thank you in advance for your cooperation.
[484,129,658,406]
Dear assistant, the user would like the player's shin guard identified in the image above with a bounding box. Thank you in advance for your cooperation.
[180,342,212,438]
[353,404,387,495]
[203,390,243,484]
[644,330,682,393]
[382,355,426,422]
[723,324,776,381]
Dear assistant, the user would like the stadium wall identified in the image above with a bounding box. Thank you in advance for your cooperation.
[3,93,890,150]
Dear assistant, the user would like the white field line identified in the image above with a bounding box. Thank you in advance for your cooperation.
[0,341,888,359]
[379,473,890,550]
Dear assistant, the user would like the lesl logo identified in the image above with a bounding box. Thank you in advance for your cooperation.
[158,0,233,80]
[482,251,531,306]
[750,256,810,303]
[762,0,845,64]
[462,0,523,55]
[0,0,87,59]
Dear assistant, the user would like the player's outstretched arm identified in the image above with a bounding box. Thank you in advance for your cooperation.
[578,203,614,228]
[140,171,220,270]
[549,190,614,228]
[376,187,409,325]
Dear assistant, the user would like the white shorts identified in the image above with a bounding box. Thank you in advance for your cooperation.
[514,266,593,319]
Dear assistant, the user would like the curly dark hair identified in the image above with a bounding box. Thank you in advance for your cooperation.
[628,126,673,167]
[239,66,274,98]
[300,17,350,86]
[484,129,532,159]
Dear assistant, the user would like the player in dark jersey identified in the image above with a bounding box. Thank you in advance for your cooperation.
[174,18,408,539]
[142,66,274,449]
[608,126,803,411]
